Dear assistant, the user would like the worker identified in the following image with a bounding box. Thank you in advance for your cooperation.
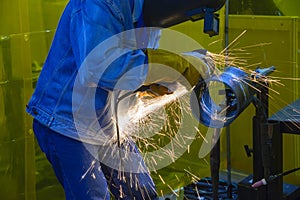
[26,0,209,199]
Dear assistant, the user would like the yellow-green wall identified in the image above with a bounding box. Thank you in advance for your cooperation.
[227,15,300,186]
[0,0,67,199]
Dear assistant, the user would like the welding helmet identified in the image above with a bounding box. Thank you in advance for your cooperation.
[142,0,226,36]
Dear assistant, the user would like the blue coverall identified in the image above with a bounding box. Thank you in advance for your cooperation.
[26,0,158,199]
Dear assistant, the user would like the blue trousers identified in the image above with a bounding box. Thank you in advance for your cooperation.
[33,120,157,200]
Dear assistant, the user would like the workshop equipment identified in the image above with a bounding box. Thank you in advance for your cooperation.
[191,66,275,128]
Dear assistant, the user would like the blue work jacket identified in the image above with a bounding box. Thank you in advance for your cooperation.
[26,0,160,144]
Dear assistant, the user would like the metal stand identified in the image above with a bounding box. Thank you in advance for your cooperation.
[249,82,283,200]
[210,130,221,200]
[239,85,300,199]
[226,126,233,199]
[210,127,234,200]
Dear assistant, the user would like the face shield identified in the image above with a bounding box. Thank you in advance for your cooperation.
[142,0,226,37]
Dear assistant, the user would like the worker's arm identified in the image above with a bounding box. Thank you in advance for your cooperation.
[70,0,149,91]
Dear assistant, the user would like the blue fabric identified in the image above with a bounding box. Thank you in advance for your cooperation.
[27,0,158,199]
[26,0,150,143]
[33,119,157,200]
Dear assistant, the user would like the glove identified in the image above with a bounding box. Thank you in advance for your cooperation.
[145,48,214,88]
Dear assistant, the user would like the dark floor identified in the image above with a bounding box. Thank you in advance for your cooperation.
[160,170,300,200]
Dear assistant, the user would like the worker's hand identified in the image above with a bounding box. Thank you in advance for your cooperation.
[136,83,173,98]
[181,49,215,81]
